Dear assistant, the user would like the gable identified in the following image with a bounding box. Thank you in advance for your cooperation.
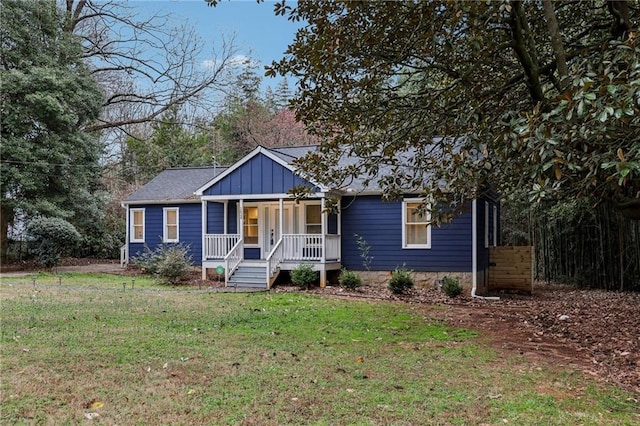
[202,152,320,196]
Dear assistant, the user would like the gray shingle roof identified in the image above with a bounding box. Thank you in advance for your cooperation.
[125,140,463,203]
[123,166,227,203]
[268,145,318,162]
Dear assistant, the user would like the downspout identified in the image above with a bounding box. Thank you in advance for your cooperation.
[320,196,327,288]
[472,199,500,300]
[122,203,130,267]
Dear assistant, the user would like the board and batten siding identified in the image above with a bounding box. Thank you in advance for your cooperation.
[202,153,319,196]
[340,196,473,272]
[128,203,203,264]
[205,202,238,234]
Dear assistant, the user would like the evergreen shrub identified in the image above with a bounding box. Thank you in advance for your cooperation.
[388,266,414,294]
[27,217,82,267]
[339,268,362,290]
[291,264,317,289]
[441,276,463,298]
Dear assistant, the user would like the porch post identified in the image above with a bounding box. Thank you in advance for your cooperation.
[239,199,244,240]
[201,200,207,280]
[279,198,284,239]
[320,196,327,288]
[223,201,228,234]
[337,201,342,261]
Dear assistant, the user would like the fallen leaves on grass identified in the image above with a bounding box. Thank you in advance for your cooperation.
[275,282,640,394]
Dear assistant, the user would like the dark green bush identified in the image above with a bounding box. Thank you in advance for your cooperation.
[441,276,463,298]
[339,268,362,290]
[132,244,192,285]
[291,264,317,289]
[27,217,82,267]
[388,266,414,294]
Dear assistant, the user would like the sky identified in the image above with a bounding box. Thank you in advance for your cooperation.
[131,0,303,92]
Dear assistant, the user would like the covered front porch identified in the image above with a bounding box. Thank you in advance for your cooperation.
[200,196,342,288]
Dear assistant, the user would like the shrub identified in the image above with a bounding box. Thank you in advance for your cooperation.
[388,266,414,294]
[441,276,463,298]
[339,268,362,290]
[156,245,193,285]
[291,264,317,289]
[132,244,192,285]
[131,245,162,275]
[27,217,82,268]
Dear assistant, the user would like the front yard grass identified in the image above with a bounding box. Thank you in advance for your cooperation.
[1,278,638,425]
[0,271,164,291]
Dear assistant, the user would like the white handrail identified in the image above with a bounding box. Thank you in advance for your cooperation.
[266,238,284,287]
[224,239,243,285]
[120,244,128,268]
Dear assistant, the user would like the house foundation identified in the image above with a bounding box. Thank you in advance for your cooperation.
[353,271,472,290]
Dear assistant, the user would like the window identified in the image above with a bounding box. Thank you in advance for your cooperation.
[243,206,259,244]
[130,208,145,243]
[402,199,431,249]
[305,204,322,234]
[163,208,179,242]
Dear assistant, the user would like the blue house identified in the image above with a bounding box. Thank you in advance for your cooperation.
[122,145,499,293]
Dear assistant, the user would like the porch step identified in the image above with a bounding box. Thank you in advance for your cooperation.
[228,264,268,288]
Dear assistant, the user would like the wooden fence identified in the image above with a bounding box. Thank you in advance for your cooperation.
[488,246,533,293]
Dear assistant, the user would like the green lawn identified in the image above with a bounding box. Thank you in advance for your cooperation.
[1,271,167,291]
[1,277,638,425]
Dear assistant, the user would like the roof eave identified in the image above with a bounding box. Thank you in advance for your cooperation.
[121,198,202,206]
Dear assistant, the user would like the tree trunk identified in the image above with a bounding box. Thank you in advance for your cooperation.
[607,0,632,39]
[0,204,13,263]
[508,1,547,106]
[542,0,569,90]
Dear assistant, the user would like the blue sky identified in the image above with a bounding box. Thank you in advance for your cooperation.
[132,0,303,91]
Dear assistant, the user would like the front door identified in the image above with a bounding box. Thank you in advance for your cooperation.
[262,204,292,258]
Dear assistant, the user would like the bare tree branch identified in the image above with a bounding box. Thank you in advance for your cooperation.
[61,0,240,146]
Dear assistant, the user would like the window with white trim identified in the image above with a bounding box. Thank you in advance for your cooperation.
[163,207,179,243]
[402,199,431,249]
[130,208,145,243]
[305,204,322,234]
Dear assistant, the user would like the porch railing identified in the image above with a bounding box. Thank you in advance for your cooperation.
[224,239,243,285]
[325,234,340,261]
[205,234,240,259]
[205,233,341,268]
[120,244,128,268]
[281,234,340,262]
[266,238,284,288]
